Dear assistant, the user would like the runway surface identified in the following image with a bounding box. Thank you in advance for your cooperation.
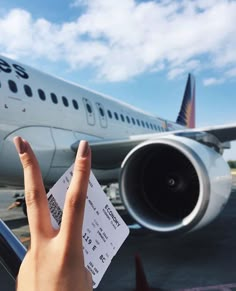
[1,184,236,291]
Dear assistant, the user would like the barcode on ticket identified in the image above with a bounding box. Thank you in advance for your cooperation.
[48,194,63,226]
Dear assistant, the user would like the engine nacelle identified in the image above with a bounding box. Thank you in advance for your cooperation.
[119,135,232,236]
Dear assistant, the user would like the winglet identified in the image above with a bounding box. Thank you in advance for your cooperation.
[176,74,196,128]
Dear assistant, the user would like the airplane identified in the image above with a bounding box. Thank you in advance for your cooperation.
[0,54,235,237]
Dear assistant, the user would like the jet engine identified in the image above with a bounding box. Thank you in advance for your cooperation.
[119,135,232,236]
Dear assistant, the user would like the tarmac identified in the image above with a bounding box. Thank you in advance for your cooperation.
[1,182,236,291]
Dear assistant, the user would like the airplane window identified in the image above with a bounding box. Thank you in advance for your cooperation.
[120,114,125,122]
[86,103,93,114]
[126,116,130,123]
[51,93,58,104]
[8,80,17,93]
[154,124,157,131]
[99,107,105,117]
[136,119,140,126]
[114,112,119,120]
[107,110,112,118]
[146,122,149,129]
[62,96,69,107]
[24,84,33,97]
[72,99,79,110]
[38,89,46,101]
[150,123,153,130]
[131,117,136,125]
[141,121,145,127]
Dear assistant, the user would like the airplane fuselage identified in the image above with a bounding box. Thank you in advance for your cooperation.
[0,55,182,188]
[1,55,234,237]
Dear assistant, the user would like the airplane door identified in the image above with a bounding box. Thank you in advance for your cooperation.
[162,119,169,131]
[96,102,107,128]
[4,96,27,122]
[83,98,95,126]
[1,79,31,122]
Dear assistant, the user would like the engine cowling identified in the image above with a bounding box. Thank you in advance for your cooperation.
[119,135,232,236]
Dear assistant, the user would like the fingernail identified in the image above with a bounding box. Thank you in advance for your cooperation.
[78,140,89,157]
[14,136,26,154]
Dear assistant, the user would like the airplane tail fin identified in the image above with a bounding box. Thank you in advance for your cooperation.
[176,73,196,128]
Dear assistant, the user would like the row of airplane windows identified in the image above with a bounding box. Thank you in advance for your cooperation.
[2,79,166,132]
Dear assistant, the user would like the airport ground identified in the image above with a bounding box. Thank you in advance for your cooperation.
[1,181,236,291]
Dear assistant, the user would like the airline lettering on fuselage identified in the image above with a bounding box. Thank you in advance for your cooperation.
[0,58,29,79]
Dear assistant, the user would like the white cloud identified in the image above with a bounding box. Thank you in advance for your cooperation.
[225,68,236,78]
[203,77,224,86]
[168,59,200,80]
[1,1,236,82]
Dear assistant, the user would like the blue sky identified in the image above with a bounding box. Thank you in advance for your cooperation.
[1,0,236,160]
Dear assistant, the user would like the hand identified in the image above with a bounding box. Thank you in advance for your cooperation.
[14,137,93,291]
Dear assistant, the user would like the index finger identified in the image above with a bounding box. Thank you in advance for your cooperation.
[14,137,53,242]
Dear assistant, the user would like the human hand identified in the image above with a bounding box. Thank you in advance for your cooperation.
[14,137,93,291]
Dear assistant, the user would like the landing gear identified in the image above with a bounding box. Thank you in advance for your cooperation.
[102,183,121,204]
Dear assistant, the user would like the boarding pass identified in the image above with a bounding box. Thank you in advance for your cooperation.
[46,164,130,288]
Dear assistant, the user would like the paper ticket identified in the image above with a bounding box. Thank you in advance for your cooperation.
[46,164,130,288]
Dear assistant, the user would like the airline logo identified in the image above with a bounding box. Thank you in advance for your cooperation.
[0,58,29,79]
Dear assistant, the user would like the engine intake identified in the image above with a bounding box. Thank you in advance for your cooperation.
[120,135,232,236]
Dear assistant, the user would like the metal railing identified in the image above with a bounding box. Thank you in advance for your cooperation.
[0,219,26,280]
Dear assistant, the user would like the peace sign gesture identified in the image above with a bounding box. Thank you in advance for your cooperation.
[14,137,93,291]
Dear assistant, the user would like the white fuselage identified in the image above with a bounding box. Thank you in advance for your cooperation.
[0,55,182,188]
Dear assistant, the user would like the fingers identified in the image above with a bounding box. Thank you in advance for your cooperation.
[85,268,93,290]
[60,140,91,247]
[14,137,53,242]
